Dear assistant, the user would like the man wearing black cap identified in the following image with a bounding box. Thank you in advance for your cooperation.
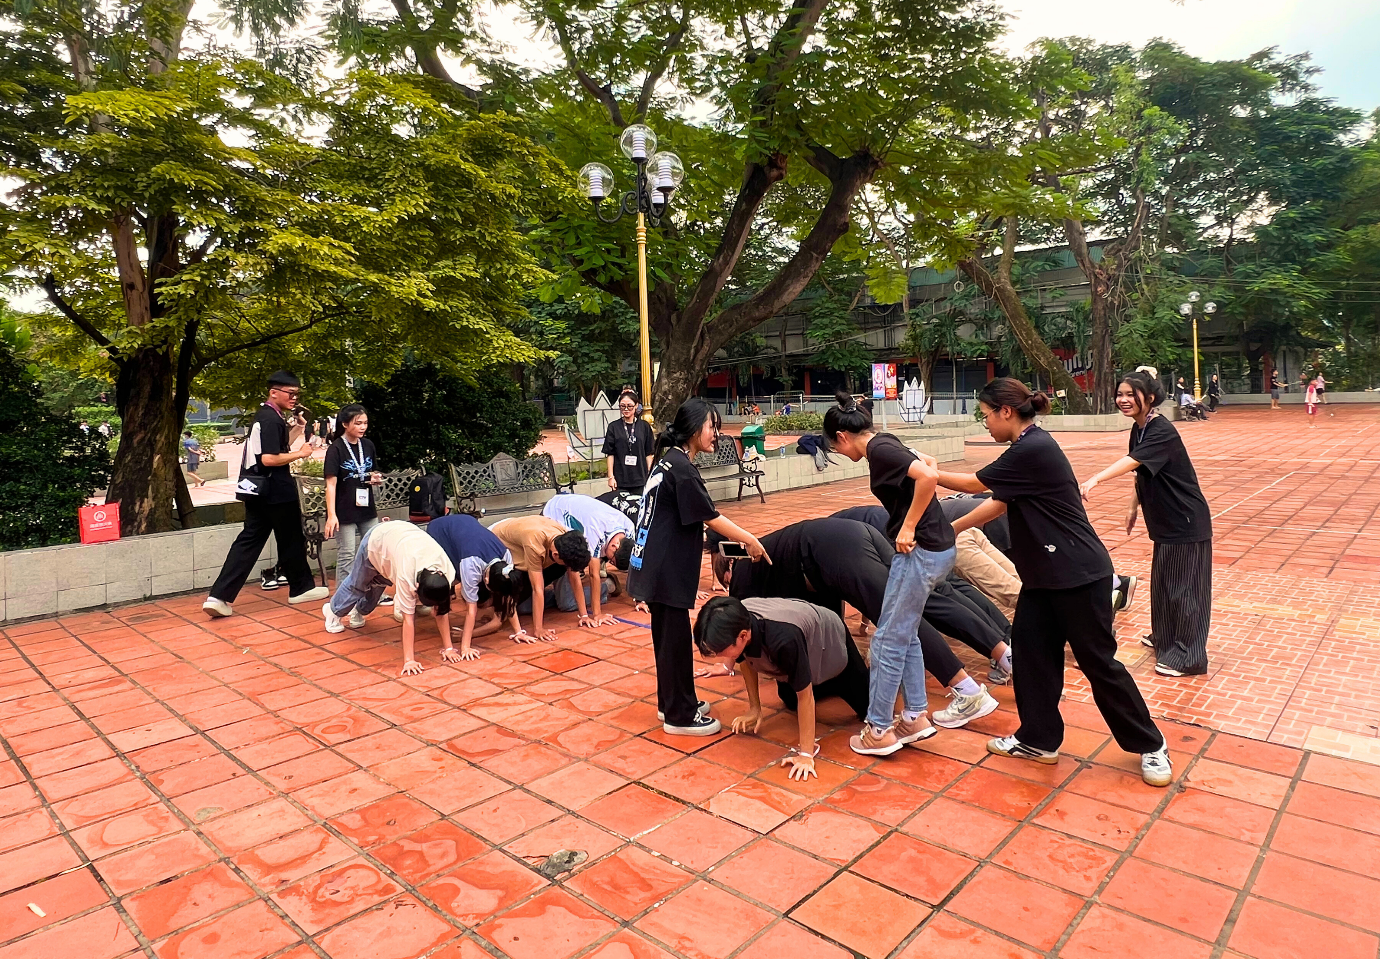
[203,371,328,617]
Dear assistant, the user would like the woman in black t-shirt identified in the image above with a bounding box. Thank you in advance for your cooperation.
[823,392,956,758]
[323,404,381,590]
[932,378,1171,787]
[603,389,656,496]
[627,399,768,737]
[1080,372,1212,677]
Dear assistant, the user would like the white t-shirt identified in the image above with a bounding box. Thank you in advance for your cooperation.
[364,521,455,615]
[457,552,512,604]
[541,493,634,558]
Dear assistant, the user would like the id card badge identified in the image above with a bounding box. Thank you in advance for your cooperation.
[355,487,370,507]
[624,454,638,466]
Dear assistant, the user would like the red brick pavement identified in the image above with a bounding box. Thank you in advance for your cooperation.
[2,405,1378,959]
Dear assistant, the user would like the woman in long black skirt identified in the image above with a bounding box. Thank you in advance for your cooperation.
[627,399,769,736]
[929,378,1171,787]
[1080,371,1212,677]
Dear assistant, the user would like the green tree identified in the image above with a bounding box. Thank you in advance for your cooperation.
[355,360,544,475]
[0,336,110,550]
[1,0,566,535]
[515,298,641,403]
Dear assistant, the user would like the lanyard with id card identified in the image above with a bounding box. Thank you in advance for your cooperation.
[623,422,639,467]
[344,439,371,507]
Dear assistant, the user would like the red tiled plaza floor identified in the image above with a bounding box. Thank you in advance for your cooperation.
[3,405,1379,959]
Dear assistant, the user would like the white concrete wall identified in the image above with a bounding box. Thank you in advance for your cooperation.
[1,435,968,624]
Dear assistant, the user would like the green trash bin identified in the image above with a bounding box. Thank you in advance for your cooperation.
[739,424,766,456]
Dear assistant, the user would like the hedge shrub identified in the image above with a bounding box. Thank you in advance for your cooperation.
[761,411,824,434]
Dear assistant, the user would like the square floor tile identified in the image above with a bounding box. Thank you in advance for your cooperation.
[1060,905,1213,959]
[153,899,299,959]
[372,819,490,885]
[420,850,547,926]
[824,773,931,826]
[329,794,439,848]
[582,785,687,839]
[1134,819,1259,888]
[704,780,809,834]
[852,833,976,903]
[1285,781,1380,837]
[791,872,929,959]
[1186,759,1291,808]
[0,868,110,942]
[638,808,754,871]
[945,865,1083,951]
[200,798,312,855]
[591,739,682,779]
[504,815,624,872]
[0,907,138,959]
[771,806,886,865]
[314,895,457,959]
[1251,851,1380,934]
[1228,897,1379,959]
[580,930,678,959]
[708,838,838,912]
[992,826,1119,896]
[567,846,693,919]
[902,798,1016,858]
[94,831,218,896]
[454,790,563,844]
[1032,792,1149,850]
[1269,813,1380,878]
[895,913,1041,958]
[528,761,628,810]
[122,862,255,940]
[478,887,620,959]
[636,881,774,959]
[232,826,356,891]
[734,919,854,959]
[1101,858,1237,941]
[945,768,1053,820]
[641,757,744,803]
[271,857,401,933]
[1163,788,1276,844]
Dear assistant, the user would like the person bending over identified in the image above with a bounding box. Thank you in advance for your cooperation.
[426,513,528,659]
[695,596,868,780]
[541,492,636,624]
[709,518,998,728]
[322,520,457,676]
[490,516,594,640]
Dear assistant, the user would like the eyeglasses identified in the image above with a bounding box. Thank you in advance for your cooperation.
[272,387,300,399]
[619,403,637,410]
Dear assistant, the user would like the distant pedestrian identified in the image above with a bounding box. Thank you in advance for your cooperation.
[1206,374,1221,412]
[603,389,655,497]
[1316,372,1328,405]
[97,420,113,440]
[79,420,89,435]
[182,431,206,487]
[1269,370,1282,410]
[1305,378,1320,427]
[323,404,381,585]
[203,371,328,618]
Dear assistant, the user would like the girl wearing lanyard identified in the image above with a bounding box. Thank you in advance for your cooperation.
[324,405,381,591]
[932,378,1172,786]
[604,389,656,496]
[1083,372,1212,675]
[627,399,769,736]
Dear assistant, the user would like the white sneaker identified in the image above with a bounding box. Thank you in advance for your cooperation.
[933,686,1000,729]
[202,597,232,618]
[347,609,366,629]
[1142,746,1173,787]
[987,735,1059,764]
[988,659,1012,685]
[288,585,330,605]
[322,602,345,634]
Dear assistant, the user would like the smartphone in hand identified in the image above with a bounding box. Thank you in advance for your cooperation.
[717,541,751,559]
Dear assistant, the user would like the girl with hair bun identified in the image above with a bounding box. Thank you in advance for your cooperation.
[823,391,957,756]
[603,389,656,496]
[931,377,1173,787]
[1080,371,1212,677]
[627,399,770,737]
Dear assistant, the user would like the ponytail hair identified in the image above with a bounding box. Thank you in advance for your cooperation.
[1119,370,1165,412]
[976,377,1051,420]
[822,390,873,443]
[655,398,722,457]
[479,560,524,621]
[334,404,367,442]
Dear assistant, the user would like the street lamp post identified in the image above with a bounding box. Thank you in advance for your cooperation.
[578,125,685,427]
[1178,291,1217,402]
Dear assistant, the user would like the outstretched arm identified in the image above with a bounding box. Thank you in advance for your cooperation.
[951,497,1006,535]
[1080,455,1142,500]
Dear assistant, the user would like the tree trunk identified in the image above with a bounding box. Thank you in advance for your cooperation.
[959,254,1089,413]
[107,347,181,535]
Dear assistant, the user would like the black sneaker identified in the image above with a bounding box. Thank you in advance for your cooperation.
[663,715,722,737]
[275,570,290,588]
[658,701,710,723]
[1112,575,1137,612]
[1140,634,1155,649]
[259,565,281,590]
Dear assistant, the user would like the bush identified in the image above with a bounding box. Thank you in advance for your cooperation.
[0,342,111,550]
[293,456,324,477]
[186,426,221,463]
[761,411,824,434]
[356,360,544,476]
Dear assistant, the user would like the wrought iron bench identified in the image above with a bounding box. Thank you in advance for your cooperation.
[448,452,573,518]
[296,469,420,587]
[694,433,766,503]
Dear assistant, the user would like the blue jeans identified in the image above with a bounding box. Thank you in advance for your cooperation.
[518,575,613,614]
[336,516,379,585]
[330,525,391,616]
[866,545,956,729]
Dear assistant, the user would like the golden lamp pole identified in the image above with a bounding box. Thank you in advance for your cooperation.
[1179,292,1217,403]
[579,126,685,429]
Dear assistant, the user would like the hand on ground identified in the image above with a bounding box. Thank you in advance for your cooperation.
[731,710,763,734]
[400,660,424,676]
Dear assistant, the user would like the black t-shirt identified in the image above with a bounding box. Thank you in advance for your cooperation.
[975,427,1112,589]
[238,404,298,504]
[740,617,812,693]
[1129,415,1212,544]
[603,418,656,489]
[323,437,378,525]
[730,518,880,605]
[938,496,1012,554]
[627,448,720,608]
[866,433,955,552]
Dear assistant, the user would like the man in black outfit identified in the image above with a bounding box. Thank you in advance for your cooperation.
[203,371,329,617]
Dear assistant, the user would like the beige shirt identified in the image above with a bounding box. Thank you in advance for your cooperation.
[491,517,566,573]
[364,521,454,615]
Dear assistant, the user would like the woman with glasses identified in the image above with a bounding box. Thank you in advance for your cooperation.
[603,388,656,497]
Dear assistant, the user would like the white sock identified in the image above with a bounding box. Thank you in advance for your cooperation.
[998,650,1013,674]
[953,677,982,697]
[901,709,922,723]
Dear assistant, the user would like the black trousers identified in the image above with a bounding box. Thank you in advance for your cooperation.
[649,602,698,726]
[209,499,315,602]
[947,575,1011,638]
[926,578,1007,657]
[1148,540,1212,674]
[777,632,871,720]
[1013,576,1163,754]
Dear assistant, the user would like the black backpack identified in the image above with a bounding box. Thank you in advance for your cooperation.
[409,472,447,519]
